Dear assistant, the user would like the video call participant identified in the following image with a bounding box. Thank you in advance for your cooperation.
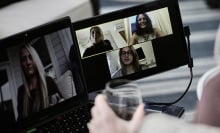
[17,44,63,120]
[112,46,148,78]
[81,26,113,92]
[83,26,113,57]
[129,13,165,45]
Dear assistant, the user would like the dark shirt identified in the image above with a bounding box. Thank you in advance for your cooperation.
[82,40,113,92]
[17,76,62,120]
[69,44,86,94]
[83,40,113,57]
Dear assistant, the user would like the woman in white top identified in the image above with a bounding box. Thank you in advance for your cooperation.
[129,13,165,45]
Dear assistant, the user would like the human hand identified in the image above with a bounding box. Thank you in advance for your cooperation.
[88,94,145,133]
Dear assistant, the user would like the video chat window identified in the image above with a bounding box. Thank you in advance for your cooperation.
[75,7,173,81]
[127,7,173,45]
[75,19,128,58]
[107,42,157,79]
[0,28,78,120]
[75,7,172,59]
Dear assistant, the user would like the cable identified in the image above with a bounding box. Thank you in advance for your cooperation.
[146,26,193,106]
[147,67,193,106]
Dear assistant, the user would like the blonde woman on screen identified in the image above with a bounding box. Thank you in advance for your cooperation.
[17,44,63,120]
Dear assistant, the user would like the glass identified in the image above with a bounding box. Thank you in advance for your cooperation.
[103,79,143,120]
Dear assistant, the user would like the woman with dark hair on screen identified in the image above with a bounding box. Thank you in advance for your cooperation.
[17,44,63,120]
[112,46,148,78]
[129,13,165,45]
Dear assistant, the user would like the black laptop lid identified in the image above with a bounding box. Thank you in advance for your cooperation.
[0,17,87,131]
[71,0,189,92]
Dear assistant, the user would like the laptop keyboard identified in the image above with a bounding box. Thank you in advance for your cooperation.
[36,103,93,133]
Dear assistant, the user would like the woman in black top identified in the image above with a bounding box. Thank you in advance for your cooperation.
[82,26,113,91]
[17,44,63,120]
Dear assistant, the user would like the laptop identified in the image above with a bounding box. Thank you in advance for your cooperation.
[0,17,93,133]
[71,0,190,114]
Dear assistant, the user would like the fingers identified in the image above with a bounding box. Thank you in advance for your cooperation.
[87,122,95,133]
[89,96,104,133]
[129,103,145,132]
[88,94,117,133]
[132,103,145,124]
[89,94,144,133]
[91,94,115,120]
[91,104,99,119]
[94,94,107,106]
[94,94,113,114]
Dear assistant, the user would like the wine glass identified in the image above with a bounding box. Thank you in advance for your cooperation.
[103,79,143,120]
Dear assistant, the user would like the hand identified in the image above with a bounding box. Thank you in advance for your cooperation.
[88,94,145,133]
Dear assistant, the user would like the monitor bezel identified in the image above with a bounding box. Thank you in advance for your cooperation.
[0,16,88,131]
[71,0,190,91]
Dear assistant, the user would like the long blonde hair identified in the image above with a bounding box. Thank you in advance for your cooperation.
[19,43,49,117]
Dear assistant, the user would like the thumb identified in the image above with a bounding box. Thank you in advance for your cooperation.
[129,103,145,132]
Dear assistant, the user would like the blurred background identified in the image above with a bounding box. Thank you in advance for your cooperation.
[99,0,220,120]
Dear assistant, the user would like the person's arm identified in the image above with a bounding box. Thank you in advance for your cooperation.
[88,94,145,133]
[154,28,166,37]
[46,76,64,103]
[129,33,138,45]
[104,40,113,50]
[194,73,220,127]
[139,113,220,133]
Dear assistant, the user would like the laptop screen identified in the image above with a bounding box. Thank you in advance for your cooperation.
[0,17,87,130]
[72,0,189,92]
